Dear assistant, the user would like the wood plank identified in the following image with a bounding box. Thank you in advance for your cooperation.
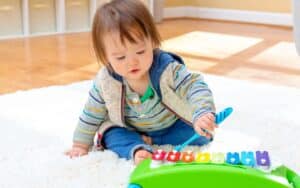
[0,18,299,94]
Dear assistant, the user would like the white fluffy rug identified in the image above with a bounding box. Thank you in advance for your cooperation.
[0,74,299,188]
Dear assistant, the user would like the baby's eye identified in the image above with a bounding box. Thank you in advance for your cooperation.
[116,56,126,61]
[136,50,145,55]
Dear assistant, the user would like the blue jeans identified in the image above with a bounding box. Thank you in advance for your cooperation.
[102,119,210,160]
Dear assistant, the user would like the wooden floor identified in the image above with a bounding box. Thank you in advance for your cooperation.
[1,18,300,94]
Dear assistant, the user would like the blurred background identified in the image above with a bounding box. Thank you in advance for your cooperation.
[0,0,299,94]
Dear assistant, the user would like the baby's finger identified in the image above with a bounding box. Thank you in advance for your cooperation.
[204,117,218,130]
[201,116,210,124]
[64,150,70,156]
[213,122,218,128]
[204,131,212,139]
[76,151,85,157]
[69,151,75,158]
[206,113,215,121]
[200,120,214,132]
[207,121,217,131]
[65,150,76,157]
[198,127,212,139]
[71,151,81,158]
[195,125,207,137]
[203,129,213,139]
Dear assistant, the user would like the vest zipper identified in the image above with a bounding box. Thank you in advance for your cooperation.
[121,85,193,127]
[121,84,126,124]
[120,84,139,131]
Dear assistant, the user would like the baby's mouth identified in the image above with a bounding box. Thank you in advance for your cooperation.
[130,69,140,73]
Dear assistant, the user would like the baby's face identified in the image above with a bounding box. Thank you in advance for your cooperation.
[103,31,154,82]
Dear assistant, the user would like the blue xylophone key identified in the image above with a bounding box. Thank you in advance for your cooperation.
[226,152,240,165]
[241,151,255,167]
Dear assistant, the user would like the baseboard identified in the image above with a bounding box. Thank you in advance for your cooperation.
[0,6,292,40]
[164,6,292,27]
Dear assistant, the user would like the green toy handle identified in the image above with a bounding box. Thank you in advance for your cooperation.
[271,166,300,188]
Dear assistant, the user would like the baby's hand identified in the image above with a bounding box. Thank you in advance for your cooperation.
[65,143,89,158]
[134,149,152,165]
[194,113,217,139]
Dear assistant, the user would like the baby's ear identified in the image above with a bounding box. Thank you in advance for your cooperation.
[151,41,158,49]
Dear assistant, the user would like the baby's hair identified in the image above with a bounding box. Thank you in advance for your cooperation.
[92,0,161,66]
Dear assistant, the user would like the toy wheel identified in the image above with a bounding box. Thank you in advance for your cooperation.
[127,183,142,188]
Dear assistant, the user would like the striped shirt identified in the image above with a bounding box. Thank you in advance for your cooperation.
[73,61,214,145]
[124,80,178,132]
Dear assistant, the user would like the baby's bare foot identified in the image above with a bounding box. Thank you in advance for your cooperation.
[134,149,152,165]
[141,135,152,145]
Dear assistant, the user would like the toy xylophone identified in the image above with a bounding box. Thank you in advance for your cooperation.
[127,107,300,188]
[128,150,300,188]
[151,149,270,169]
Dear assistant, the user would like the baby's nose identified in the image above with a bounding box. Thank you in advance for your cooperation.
[130,57,139,65]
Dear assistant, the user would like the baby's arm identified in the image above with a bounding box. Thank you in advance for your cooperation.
[172,62,216,137]
[66,79,107,158]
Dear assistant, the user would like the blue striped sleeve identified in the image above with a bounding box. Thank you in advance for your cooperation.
[73,81,107,145]
[172,62,216,123]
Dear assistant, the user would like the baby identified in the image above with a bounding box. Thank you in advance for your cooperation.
[66,0,217,165]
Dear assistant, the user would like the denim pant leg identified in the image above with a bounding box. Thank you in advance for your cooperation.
[148,119,210,146]
[102,127,152,160]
